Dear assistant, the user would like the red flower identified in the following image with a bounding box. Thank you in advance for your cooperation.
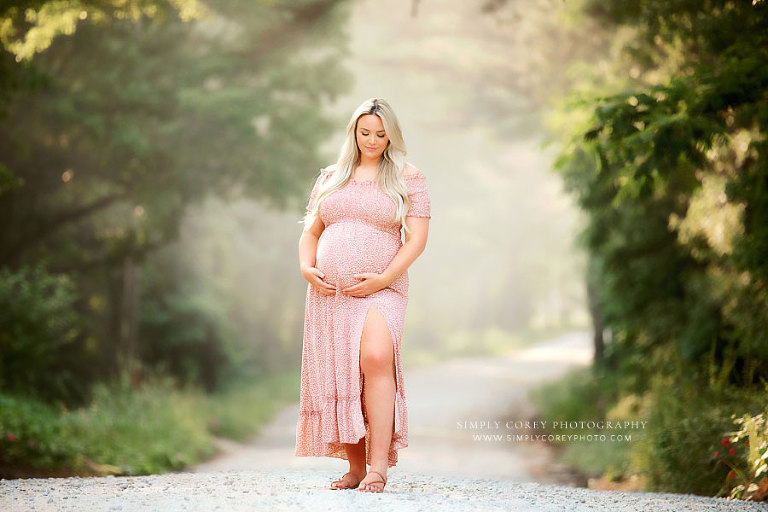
[7,433,16,442]
[745,439,749,446]
[28,439,35,447]
[729,448,735,455]
[721,437,731,447]
[729,471,736,478]
[714,450,719,458]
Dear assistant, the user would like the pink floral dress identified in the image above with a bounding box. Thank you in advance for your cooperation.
[294,165,431,468]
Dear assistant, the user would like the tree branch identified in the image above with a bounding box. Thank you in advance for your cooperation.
[2,191,128,264]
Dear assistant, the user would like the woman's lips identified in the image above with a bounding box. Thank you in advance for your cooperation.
[366,146,377,151]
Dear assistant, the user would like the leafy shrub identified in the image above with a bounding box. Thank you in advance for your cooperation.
[0,262,90,404]
[59,373,216,475]
[529,365,646,481]
[0,370,297,478]
[529,365,617,423]
[632,375,765,496]
[715,406,768,501]
[0,393,72,470]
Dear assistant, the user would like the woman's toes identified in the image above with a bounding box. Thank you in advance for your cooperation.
[330,471,363,489]
[357,472,386,492]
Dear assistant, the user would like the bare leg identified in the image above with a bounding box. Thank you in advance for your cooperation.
[357,304,395,492]
[330,437,366,489]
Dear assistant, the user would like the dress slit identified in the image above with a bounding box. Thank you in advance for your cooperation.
[352,294,407,467]
[358,301,398,422]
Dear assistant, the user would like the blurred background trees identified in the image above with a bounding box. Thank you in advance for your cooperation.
[553,0,768,389]
[0,0,353,405]
[539,0,768,496]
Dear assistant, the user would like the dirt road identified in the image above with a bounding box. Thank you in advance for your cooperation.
[188,330,590,482]
[5,331,767,511]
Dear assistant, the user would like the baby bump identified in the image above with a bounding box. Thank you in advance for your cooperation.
[316,222,400,290]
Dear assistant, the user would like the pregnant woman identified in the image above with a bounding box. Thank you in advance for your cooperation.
[295,98,431,492]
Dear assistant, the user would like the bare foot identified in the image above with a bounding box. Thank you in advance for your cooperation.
[330,470,366,490]
[358,469,387,492]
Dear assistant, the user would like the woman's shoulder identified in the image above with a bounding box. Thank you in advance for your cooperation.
[403,162,425,179]
[321,163,337,175]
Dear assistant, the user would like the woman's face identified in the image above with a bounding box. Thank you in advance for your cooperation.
[356,114,389,161]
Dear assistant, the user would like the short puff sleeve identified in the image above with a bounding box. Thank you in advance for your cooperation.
[405,173,431,218]
[306,167,331,212]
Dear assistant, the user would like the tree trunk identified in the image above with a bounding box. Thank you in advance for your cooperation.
[117,255,140,388]
[587,274,604,367]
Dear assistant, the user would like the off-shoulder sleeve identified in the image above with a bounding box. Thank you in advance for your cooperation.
[405,173,431,218]
[306,168,330,212]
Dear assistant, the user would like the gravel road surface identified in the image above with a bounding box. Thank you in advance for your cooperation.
[3,468,767,511]
[3,331,766,511]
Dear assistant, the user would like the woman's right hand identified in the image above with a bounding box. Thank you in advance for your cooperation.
[301,265,336,296]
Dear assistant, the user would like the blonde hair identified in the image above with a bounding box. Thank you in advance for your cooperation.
[300,98,415,234]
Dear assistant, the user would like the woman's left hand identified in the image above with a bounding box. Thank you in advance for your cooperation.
[342,273,388,297]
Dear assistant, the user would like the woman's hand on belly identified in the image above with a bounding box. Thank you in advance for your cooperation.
[341,272,390,297]
[301,265,337,296]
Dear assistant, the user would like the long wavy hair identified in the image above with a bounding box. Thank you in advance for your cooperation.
[301,98,414,234]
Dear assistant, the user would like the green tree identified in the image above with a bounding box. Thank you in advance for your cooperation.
[0,0,352,403]
[549,0,768,493]
[554,0,768,388]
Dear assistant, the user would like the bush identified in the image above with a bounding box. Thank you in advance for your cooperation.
[0,370,298,478]
[61,373,216,475]
[203,369,299,440]
[529,366,645,481]
[632,375,765,496]
[0,372,216,477]
[530,364,767,498]
[0,262,90,404]
[715,402,768,501]
[0,393,72,471]
[528,366,608,423]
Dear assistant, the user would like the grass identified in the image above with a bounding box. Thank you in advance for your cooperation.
[404,324,587,368]
[528,364,768,497]
[0,369,300,479]
[527,365,631,482]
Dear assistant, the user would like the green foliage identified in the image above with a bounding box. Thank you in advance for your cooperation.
[0,374,214,476]
[717,406,768,501]
[543,3,768,496]
[404,327,570,367]
[530,365,766,495]
[553,0,768,389]
[0,370,297,477]
[0,392,72,470]
[560,439,633,481]
[138,253,237,393]
[1,0,351,268]
[0,1,208,62]
[59,374,215,475]
[0,0,352,404]
[203,370,299,440]
[0,262,94,405]
[529,366,606,423]
[633,375,765,496]
[529,366,643,481]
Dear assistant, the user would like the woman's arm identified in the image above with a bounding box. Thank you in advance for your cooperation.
[382,216,429,284]
[299,215,336,295]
